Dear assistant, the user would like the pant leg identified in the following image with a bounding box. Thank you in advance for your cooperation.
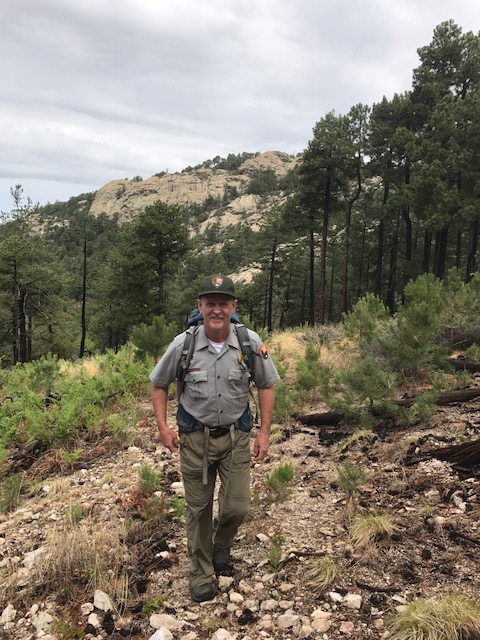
[180,431,217,587]
[214,430,252,550]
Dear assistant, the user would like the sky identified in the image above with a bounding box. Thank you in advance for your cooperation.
[2,0,480,213]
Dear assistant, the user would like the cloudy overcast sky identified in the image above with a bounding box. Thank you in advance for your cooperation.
[2,0,480,213]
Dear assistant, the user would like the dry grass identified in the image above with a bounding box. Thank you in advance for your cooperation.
[35,523,129,606]
[307,555,339,592]
[387,592,480,640]
[349,511,398,549]
[269,327,356,387]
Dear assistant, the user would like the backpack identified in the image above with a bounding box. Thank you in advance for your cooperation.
[176,310,255,397]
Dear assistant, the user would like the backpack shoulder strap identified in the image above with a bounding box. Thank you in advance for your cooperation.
[235,324,254,380]
[176,326,198,398]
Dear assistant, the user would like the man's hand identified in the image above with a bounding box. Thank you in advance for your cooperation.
[253,430,269,461]
[158,426,179,453]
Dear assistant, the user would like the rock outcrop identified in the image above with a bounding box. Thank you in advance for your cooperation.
[89,151,299,227]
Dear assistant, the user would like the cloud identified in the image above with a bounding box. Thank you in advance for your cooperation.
[1,0,480,211]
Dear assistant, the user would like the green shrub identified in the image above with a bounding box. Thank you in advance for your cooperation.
[336,460,366,504]
[166,496,186,520]
[343,293,389,344]
[273,381,293,423]
[296,343,321,392]
[130,315,178,360]
[337,355,398,408]
[68,504,86,526]
[265,461,295,501]
[142,594,165,613]
[0,473,23,513]
[268,531,284,571]
[138,464,162,495]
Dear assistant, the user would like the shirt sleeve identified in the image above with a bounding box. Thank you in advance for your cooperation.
[247,329,281,388]
[149,332,186,388]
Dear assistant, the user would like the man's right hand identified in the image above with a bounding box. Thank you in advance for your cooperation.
[158,427,179,453]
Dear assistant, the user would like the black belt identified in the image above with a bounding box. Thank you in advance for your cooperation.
[205,426,231,438]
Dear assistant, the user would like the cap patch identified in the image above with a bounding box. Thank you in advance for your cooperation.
[212,276,224,288]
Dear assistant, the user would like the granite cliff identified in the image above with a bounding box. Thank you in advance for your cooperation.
[89,150,299,232]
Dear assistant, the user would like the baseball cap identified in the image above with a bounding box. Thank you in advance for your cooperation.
[198,274,236,298]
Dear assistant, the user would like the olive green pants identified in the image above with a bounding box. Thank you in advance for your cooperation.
[179,429,251,588]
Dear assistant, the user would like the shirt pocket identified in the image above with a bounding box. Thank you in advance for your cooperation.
[185,370,208,399]
[228,368,250,397]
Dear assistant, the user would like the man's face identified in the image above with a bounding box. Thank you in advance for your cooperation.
[198,294,237,337]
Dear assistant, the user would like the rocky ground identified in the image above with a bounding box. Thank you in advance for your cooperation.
[1,386,479,640]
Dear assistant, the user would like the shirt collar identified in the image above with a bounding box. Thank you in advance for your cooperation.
[196,325,237,349]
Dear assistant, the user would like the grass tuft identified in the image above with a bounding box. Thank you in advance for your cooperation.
[349,511,398,548]
[307,555,339,592]
[388,592,480,640]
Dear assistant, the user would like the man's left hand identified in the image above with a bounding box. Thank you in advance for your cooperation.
[253,430,270,461]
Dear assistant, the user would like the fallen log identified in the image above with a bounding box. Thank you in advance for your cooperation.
[396,387,480,408]
[297,387,480,425]
[294,411,343,426]
[424,437,480,467]
[448,356,480,372]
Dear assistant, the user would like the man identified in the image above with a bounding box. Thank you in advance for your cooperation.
[150,274,280,603]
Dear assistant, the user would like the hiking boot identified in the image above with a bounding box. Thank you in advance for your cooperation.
[190,583,215,603]
[212,545,232,574]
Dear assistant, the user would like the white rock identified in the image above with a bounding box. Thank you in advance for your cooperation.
[329,591,343,603]
[218,576,234,590]
[279,600,294,610]
[81,603,94,616]
[311,609,331,619]
[171,482,185,497]
[29,604,39,616]
[256,533,270,543]
[87,612,102,629]
[149,613,184,630]
[260,599,279,611]
[32,611,53,633]
[311,617,331,632]
[340,620,355,634]
[180,633,197,640]
[0,604,16,624]
[93,589,114,612]
[16,567,31,587]
[149,629,173,640]
[279,582,295,593]
[184,612,199,621]
[23,547,45,570]
[343,593,362,609]
[211,629,235,640]
[277,613,299,629]
[229,591,244,604]
[298,624,314,638]
[238,579,254,593]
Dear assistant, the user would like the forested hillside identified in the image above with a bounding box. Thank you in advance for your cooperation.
[1,20,480,366]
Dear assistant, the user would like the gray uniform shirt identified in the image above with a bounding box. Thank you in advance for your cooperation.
[149,324,280,426]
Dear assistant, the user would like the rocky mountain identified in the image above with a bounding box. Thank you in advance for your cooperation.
[89,151,299,231]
